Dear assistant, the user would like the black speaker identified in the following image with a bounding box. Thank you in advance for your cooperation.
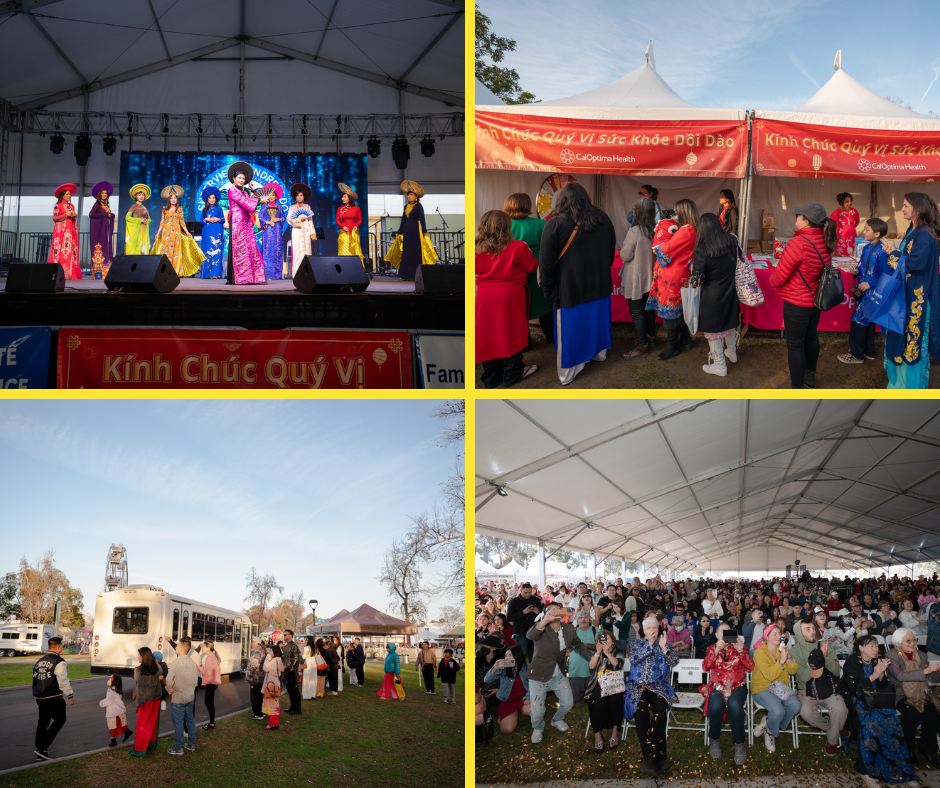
[4,262,65,292]
[293,255,370,294]
[415,264,464,294]
[105,254,179,293]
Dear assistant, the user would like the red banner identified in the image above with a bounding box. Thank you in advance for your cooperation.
[57,328,413,389]
[754,118,940,181]
[476,111,748,178]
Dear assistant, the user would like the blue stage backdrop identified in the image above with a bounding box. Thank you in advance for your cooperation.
[117,152,369,259]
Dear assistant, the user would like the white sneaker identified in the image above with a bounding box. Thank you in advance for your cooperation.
[764,730,775,753]
[860,776,882,788]
[550,720,569,733]
[531,729,543,744]
[753,717,767,738]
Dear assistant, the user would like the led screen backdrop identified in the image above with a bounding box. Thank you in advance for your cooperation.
[117,152,369,258]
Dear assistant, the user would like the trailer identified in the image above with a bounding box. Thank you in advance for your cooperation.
[91,585,251,677]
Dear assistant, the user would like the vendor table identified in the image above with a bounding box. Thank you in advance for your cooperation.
[611,251,860,332]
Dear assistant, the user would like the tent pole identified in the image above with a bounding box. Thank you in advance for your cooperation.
[76,92,90,243]
[740,112,755,252]
[537,540,546,590]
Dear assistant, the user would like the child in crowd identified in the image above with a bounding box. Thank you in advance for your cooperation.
[437,648,461,704]
[262,681,280,730]
[838,218,888,365]
[100,675,132,747]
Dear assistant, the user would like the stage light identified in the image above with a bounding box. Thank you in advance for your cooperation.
[74,133,92,167]
[162,114,169,134]
[496,485,508,497]
[420,135,435,157]
[197,114,203,134]
[103,136,117,156]
[366,136,380,158]
[49,133,64,154]
[392,136,409,169]
[126,113,133,133]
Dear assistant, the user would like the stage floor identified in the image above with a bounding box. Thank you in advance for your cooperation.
[0,273,463,332]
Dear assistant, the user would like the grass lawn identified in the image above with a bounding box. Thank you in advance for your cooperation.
[0,663,96,689]
[475,699,882,784]
[3,665,464,788]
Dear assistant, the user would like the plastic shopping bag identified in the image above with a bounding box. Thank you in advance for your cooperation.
[863,255,906,335]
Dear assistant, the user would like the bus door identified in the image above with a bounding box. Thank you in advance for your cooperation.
[169,600,192,658]
[241,621,250,670]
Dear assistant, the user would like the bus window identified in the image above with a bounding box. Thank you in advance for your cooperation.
[172,609,179,640]
[225,619,233,643]
[206,615,216,641]
[182,611,189,639]
[113,607,149,635]
[234,623,241,643]
[192,612,204,642]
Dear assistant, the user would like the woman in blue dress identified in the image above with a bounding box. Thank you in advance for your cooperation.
[879,192,940,389]
[199,187,225,278]
[838,635,915,788]
[260,183,286,280]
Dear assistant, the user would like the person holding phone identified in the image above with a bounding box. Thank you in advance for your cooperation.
[483,645,530,734]
[586,631,624,755]
[703,623,754,765]
[751,623,800,753]
[839,635,916,788]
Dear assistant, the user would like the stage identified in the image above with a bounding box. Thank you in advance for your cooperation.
[0,274,463,332]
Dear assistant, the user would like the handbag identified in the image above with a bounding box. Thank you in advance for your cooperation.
[734,239,764,306]
[597,669,626,698]
[862,255,906,335]
[796,239,844,311]
[767,680,795,701]
[861,686,896,710]
[681,273,702,335]
[540,221,581,287]
[315,653,327,673]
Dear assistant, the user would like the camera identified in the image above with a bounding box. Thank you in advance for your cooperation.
[722,630,739,643]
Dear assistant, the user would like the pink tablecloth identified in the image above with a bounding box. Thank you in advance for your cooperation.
[611,253,857,332]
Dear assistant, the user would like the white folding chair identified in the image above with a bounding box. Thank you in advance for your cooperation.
[873,634,886,656]
[793,675,830,749]
[749,676,798,749]
[665,659,707,740]
[701,673,751,746]
[585,657,630,738]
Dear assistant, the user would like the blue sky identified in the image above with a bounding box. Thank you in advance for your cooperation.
[477,0,940,115]
[0,400,461,623]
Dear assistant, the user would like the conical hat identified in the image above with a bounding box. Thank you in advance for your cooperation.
[338,182,358,200]
[129,183,151,200]
[160,185,183,200]
[400,180,424,198]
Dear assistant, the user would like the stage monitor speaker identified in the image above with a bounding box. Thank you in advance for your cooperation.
[293,255,370,294]
[415,264,464,294]
[4,262,64,292]
[105,254,179,293]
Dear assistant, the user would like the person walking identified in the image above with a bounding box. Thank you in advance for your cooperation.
[130,647,162,756]
[245,636,266,720]
[769,203,835,388]
[302,637,318,700]
[164,637,200,755]
[198,641,221,729]
[354,637,366,687]
[281,630,302,715]
[99,675,132,748]
[438,648,460,704]
[32,636,74,761]
[262,644,285,730]
[377,643,403,700]
[418,641,437,695]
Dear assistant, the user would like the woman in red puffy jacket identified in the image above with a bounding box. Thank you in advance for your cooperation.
[475,210,539,388]
[769,203,836,388]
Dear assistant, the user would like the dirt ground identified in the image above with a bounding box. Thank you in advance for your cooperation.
[475,323,940,390]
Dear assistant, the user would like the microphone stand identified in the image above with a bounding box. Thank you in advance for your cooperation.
[435,207,450,263]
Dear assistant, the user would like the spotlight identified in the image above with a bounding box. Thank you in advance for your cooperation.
[126,113,133,134]
[49,133,64,154]
[496,485,508,497]
[103,136,117,156]
[162,114,169,134]
[74,133,92,166]
[197,114,203,134]
[366,136,381,158]
[420,135,435,157]
[586,522,594,530]
[391,136,410,169]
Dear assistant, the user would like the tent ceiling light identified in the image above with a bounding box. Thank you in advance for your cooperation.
[496,485,508,497]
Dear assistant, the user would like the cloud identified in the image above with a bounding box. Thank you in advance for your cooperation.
[788,51,821,91]
[918,55,940,111]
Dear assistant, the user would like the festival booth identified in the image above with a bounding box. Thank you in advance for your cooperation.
[475,44,748,323]
[499,558,526,580]
[306,603,418,648]
[745,52,940,332]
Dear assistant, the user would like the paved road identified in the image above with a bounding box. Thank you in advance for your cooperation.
[0,672,250,771]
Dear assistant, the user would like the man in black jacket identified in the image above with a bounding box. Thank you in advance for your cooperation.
[353,638,366,687]
[506,583,543,661]
[32,637,74,761]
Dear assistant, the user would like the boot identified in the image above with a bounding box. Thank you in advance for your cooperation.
[724,329,738,363]
[804,369,816,388]
[703,339,728,377]
[656,324,680,361]
[679,322,694,351]
[640,755,658,776]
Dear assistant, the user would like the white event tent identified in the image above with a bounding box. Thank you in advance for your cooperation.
[475,44,747,237]
[476,399,940,585]
[747,52,940,243]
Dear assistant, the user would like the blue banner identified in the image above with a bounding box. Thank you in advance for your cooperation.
[0,327,51,388]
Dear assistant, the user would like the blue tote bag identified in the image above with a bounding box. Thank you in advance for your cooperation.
[862,254,906,335]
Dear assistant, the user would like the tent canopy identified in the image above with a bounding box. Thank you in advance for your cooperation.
[499,558,526,574]
[477,43,744,121]
[476,399,940,574]
[754,52,940,131]
[475,555,499,574]
[475,78,503,105]
[307,603,417,636]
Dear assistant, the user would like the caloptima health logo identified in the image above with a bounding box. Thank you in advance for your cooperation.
[560,149,576,165]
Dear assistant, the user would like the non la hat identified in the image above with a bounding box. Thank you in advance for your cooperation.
[792,202,828,225]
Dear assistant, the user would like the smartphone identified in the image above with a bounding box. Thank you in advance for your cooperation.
[599,632,608,644]
[722,630,739,644]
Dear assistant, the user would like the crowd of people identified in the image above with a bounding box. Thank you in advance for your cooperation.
[32,629,459,763]
[476,572,940,785]
[475,183,940,390]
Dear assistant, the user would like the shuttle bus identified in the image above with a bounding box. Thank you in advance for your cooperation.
[0,621,56,656]
[91,585,252,677]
